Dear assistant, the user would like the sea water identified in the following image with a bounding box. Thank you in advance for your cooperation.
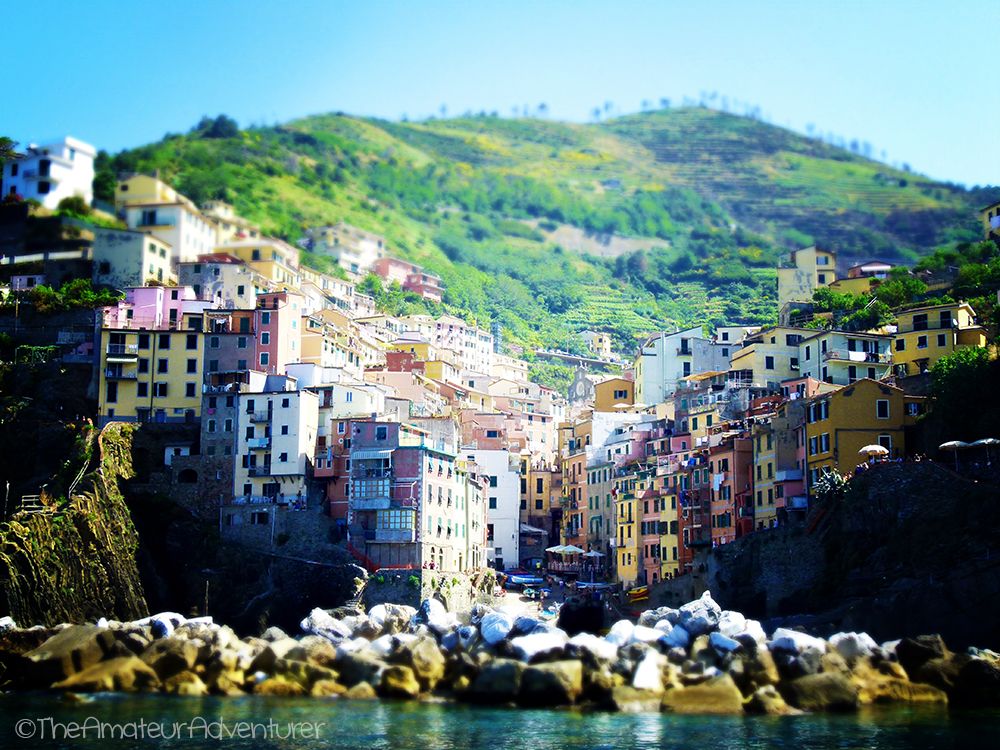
[1,693,997,749]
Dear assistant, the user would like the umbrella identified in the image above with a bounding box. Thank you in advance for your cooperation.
[858,444,889,457]
[545,545,567,553]
[970,438,1000,464]
[561,545,586,554]
[939,440,971,471]
[582,550,605,557]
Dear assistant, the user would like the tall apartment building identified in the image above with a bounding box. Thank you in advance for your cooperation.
[1,137,96,209]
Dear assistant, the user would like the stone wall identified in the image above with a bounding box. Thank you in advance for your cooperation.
[363,568,498,612]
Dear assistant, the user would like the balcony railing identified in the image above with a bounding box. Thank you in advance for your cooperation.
[104,368,137,380]
[248,466,272,477]
[247,437,270,449]
[249,410,271,422]
[229,495,276,505]
[106,344,138,356]
[823,350,891,364]
[373,528,416,543]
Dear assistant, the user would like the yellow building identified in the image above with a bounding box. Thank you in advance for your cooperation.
[655,461,680,579]
[99,322,205,425]
[730,326,811,387]
[214,238,300,287]
[594,377,634,412]
[751,420,778,527]
[777,246,837,310]
[892,302,987,377]
[613,470,638,587]
[980,199,1000,240]
[804,378,925,486]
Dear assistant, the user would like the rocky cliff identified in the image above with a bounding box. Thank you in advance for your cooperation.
[708,463,1000,649]
[0,423,148,625]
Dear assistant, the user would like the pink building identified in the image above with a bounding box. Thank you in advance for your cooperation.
[254,290,304,374]
[372,257,444,303]
[102,286,210,330]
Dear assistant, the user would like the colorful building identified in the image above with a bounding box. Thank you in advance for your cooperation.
[892,302,988,377]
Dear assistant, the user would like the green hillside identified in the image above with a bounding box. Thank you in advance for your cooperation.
[93,108,996,360]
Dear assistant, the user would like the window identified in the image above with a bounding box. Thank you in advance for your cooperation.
[208,359,219,372]
[939,311,952,328]
[141,209,157,226]
[185,383,196,398]
[261,332,270,345]
[906,402,922,417]
[488,497,497,509]
[186,358,197,374]
[489,475,498,487]
[158,334,170,349]
[105,382,118,403]
[281,425,289,435]
[157,358,168,374]
[138,333,150,350]
[876,399,890,419]
[375,425,388,440]
[261,312,271,325]
[486,429,499,438]
[281,397,289,408]
[848,365,857,383]
[154,382,168,397]
[138,358,149,374]
[913,314,928,331]
[38,181,51,195]
[237,336,248,349]
[937,333,946,347]
[765,356,774,370]
[917,336,928,349]
[137,382,148,397]
[279,452,288,462]
[895,339,905,352]
[804,345,811,361]
[820,433,830,453]
[536,478,544,494]
[209,336,220,349]
[260,352,269,366]
[878,434,893,452]
[237,359,247,370]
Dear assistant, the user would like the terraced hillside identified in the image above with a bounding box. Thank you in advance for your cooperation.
[94,108,996,370]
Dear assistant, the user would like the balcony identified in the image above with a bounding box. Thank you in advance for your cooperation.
[372,528,417,543]
[248,466,272,477]
[823,350,891,364]
[104,368,137,380]
[249,410,271,422]
[247,437,271,449]
[352,497,391,511]
[228,495,275,506]
[775,468,803,482]
[106,343,138,359]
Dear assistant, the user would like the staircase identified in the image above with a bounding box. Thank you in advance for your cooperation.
[346,541,379,574]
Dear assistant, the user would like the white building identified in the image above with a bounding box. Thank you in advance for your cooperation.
[2,137,96,210]
[233,387,319,503]
[798,330,893,385]
[178,255,265,310]
[116,175,218,264]
[304,222,385,276]
[463,448,520,572]
[435,315,495,374]
[92,228,175,289]
[634,326,730,405]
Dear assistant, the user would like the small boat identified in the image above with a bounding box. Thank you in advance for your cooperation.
[626,585,649,603]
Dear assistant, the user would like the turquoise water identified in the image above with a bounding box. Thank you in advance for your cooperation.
[1,694,997,749]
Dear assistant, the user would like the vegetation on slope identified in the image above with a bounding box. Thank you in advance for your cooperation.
[92,108,996,356]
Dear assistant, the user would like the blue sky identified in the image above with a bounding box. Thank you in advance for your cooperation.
[7,1,998,186]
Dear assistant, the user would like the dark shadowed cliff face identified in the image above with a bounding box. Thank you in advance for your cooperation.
[0,423,148,625]
[708,463,1000,649]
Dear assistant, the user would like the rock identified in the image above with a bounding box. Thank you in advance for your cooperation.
[205,668,246,696]
[853,661,948,705]
[508,630,568,662]
[414,598,458,636]
[480,612,514,645]
[630,625,664,645]
[677,591,721,637]
[163,671,208,696]
[709,632,742,656]
[248,637,301,673]
[829,632,878,664]
[369,604,417,636]
[311,679,347,697]
[140,637,200,679]
[608,685,662,713]
[342,615,380,640]
[273,657,339,689]
[638,607,678,628]
[745,684,799,715]
[661,624,690,650]
[469,658,525,702]
[52,656,160,693]
[253,677,306,696]
[512,616,541,636]
[780,672,859,712]
[334,650,386,687]
[261,626,288,642]
[914,655,970,693]
[368,635,396,658]
[819,650,850,676]
[288,635,337,666]
[117,631,152,656]
[773,647,823,680]
[23,625,118,686]
[379,665,422,698]
[661,674,744,714]
[300,608,353,642]
[605,620,635,647]
[391,636,446,690]
[632,651,667,693]
[457,625,479,651]
[519,660,583,706]
[733,648,780,694]
[567,632,619,664]
[0,616,17,632]
[740,620,768,646]
[895,635,949,678]
[769,627,827,655]
[952,657,1000,708]
[717,611,747,638]
[345,681,377,700]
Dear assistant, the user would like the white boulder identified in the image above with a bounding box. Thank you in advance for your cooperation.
[480,611,514,645]
[717,611,747,638]
[661,624,690,650]
[632,651,667,692]
[605,619,635,647]
[829,631,879,662]
[567,632,619,663]
[630,625,664,645]
[678,591,722,636]
[508,629,569,662]
[768,627,827,654]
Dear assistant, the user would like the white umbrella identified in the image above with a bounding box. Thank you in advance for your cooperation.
[858,444,889,457]
[561,544,586,554]
[939,440,971,471]
[545,545,567,553]
[970,438,1000,464]
[582,550,605,557]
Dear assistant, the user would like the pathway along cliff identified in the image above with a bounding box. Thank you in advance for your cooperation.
[0,422,147,626]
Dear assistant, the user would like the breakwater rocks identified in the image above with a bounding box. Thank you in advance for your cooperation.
[1,591,998,714]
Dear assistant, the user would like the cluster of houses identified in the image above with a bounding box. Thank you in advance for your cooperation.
[1,135,996,592]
